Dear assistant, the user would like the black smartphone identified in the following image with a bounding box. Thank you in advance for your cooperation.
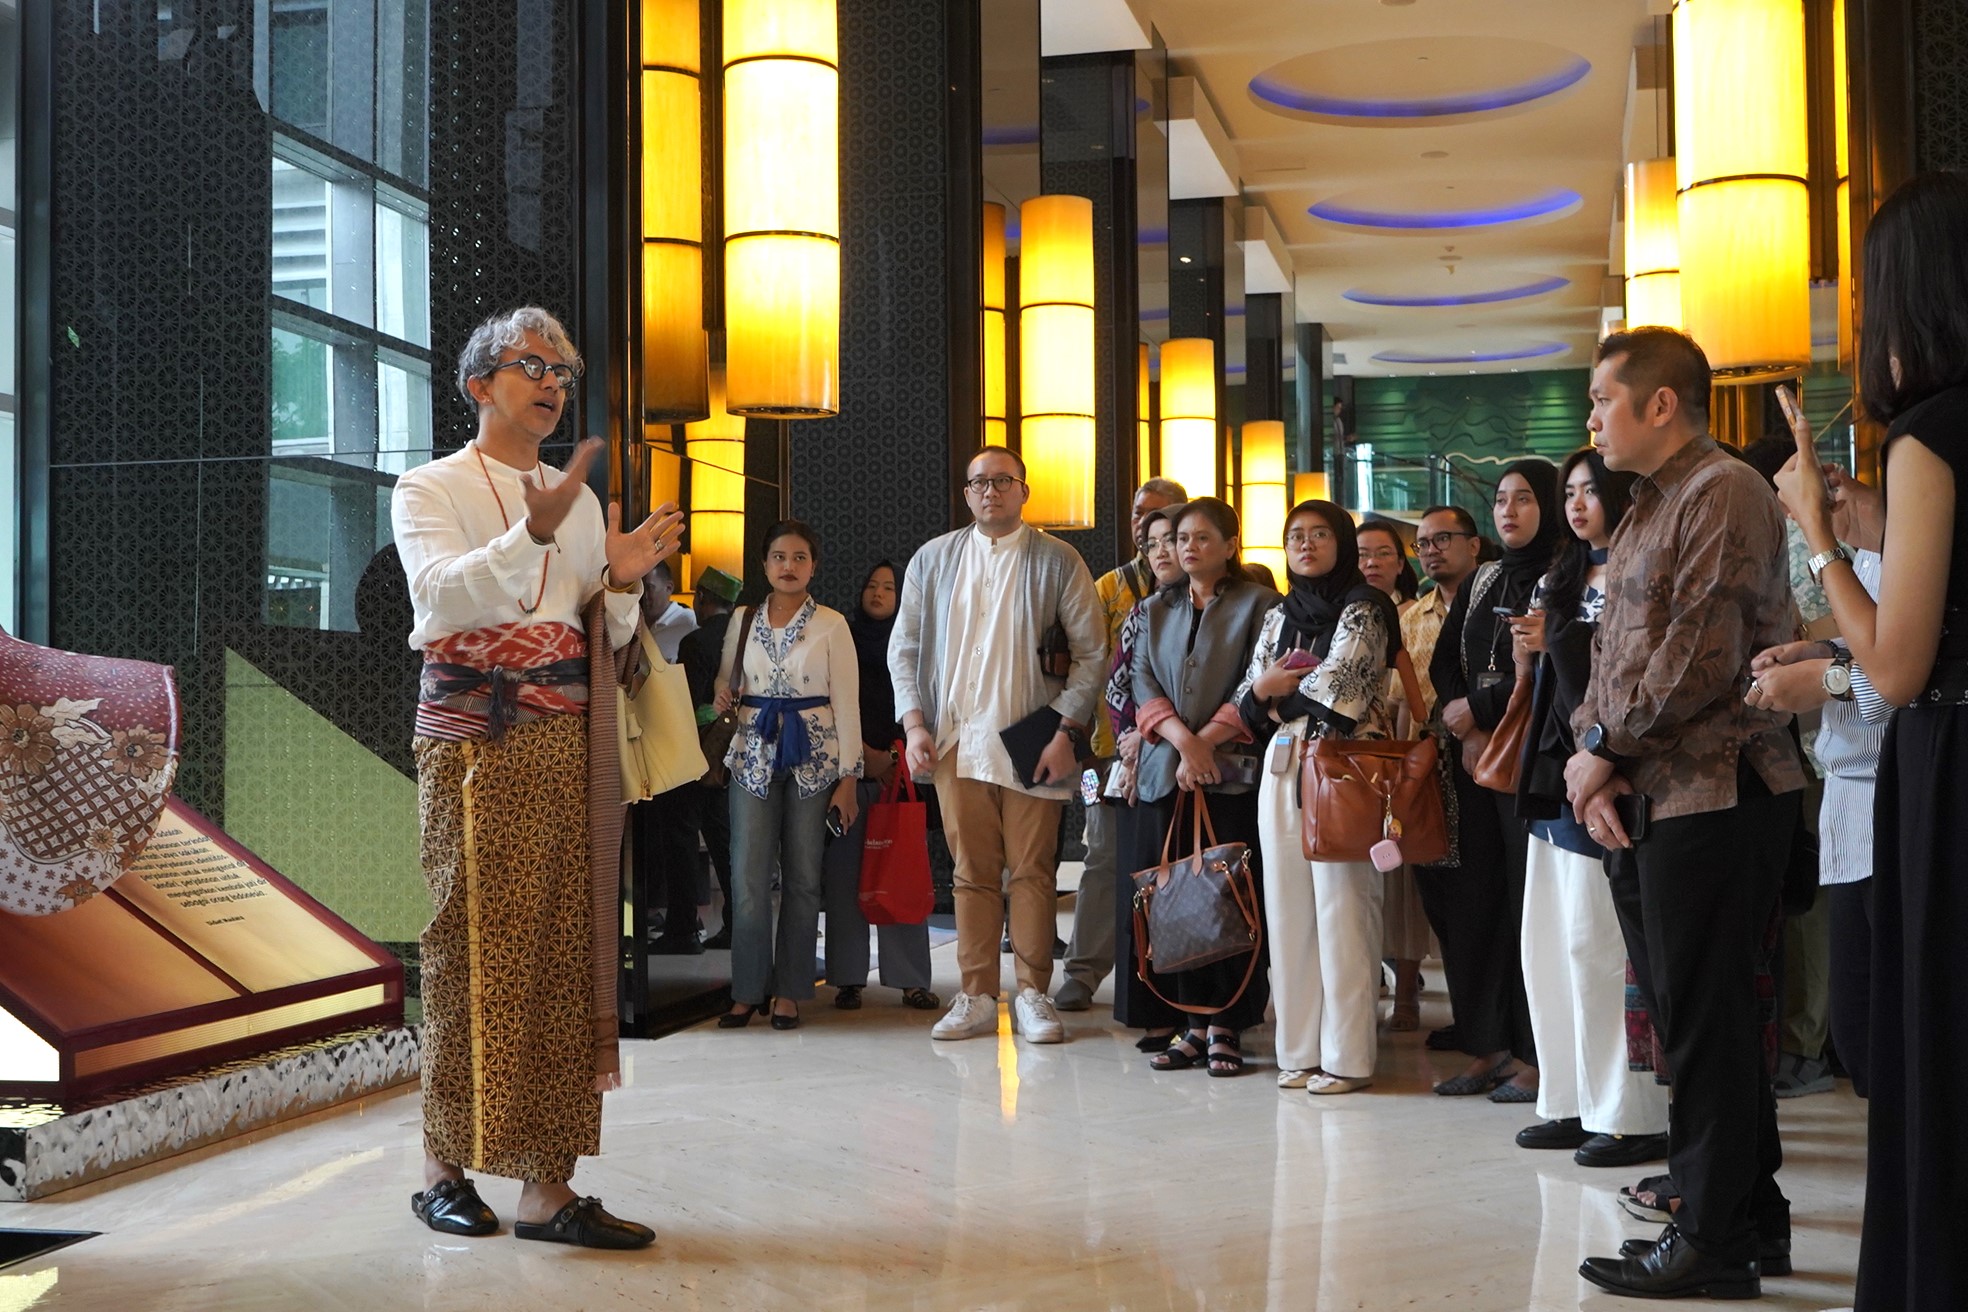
[1493,605,1521,620]
[1614,793,1652,844]
[825,807,845,838]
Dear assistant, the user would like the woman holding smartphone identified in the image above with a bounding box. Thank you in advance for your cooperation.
[1769,172,1968,1312]
[714,520,862,1031]
[1105,502,1191,1050]
[1429,460,1561,1099]
[1238,500,1404,1093]
[1126,498,1280,1076]
[1508,449,1669,1164]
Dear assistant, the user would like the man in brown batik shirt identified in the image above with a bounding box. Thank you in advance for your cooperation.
[1565,328,1806,1302]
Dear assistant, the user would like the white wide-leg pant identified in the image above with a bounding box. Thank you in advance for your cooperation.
[1257,724,1384,1079]
[1521,831,1670,1134]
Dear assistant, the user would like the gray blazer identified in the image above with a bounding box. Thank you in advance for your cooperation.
[1132,578,1282,803]
[888,524,1106,767]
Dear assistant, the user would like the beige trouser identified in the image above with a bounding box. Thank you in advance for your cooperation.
[937,755,1063,999]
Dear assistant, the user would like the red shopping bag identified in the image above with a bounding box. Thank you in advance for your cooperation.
[859,758,934,926]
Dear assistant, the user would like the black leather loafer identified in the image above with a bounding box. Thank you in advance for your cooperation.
[1620,1231,1791,1278]
[1580,1225,1759,1300]
[1515,1117,1591,1150]
[1575,1131,1671,1168]
[412,1177,498,1236]
[513,1196,655,1250]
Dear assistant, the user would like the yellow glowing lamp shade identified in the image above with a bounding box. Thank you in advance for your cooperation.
[723,0,840,417]
[1160,337,1217,499]
[646,432,683,513]
[983,203,1008,443]
[1624,158,1681,331]
[1833,0,1852,366]
[1240,420,1288,579]
[1018,195,1097,528]
[685,370,748,579]
[1293,472,1330,506]
[640,0,709,422]
[1672,0,1810,378]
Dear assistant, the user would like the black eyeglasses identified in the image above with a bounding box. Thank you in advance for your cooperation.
[1415,530,1476,551]
[486,354,583,391]
[963,474,1025,494]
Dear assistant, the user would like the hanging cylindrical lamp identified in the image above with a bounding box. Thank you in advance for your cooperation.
[1239,420,1288,579]
[1292,472,1329,505]
[684,368,749,581]
[1672,0,1811,379]
[1833,0,1852,367]
[1624,158,1682,331]
[983,203,1008,444]
[1018,195,1097,528]
[1137,342,1153,479]
[641,0,710,421]
[1160,337,1217,498]
[722,0,840,416]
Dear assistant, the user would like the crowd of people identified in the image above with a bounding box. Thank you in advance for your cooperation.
[393,170,1968,1309]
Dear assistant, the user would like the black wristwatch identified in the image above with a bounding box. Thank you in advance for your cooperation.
[1580,722,1622,763]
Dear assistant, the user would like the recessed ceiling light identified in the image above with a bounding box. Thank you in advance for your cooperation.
[1178,255,1193,264]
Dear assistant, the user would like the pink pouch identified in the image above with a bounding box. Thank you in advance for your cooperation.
[1370,838,1404,872]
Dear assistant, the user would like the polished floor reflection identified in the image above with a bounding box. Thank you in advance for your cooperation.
[4,923,1864,1311]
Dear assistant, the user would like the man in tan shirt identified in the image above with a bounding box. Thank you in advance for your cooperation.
[1566,328,1805,1301]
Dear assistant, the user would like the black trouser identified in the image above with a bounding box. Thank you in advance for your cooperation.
[631,785,702,939]
[693,780,735,914]
[1827,877,1873,1098]
[1413,760,1534,1061]
[1605,779,1799,1261]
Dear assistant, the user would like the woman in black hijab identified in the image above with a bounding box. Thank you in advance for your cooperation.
[821,560,941,1012]
[1426,459,1561,1100]
[1237,500,1404,1095]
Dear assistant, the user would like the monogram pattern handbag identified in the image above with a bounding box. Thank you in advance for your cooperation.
[1128,791,1264,1016]
[1300,650,1450,867]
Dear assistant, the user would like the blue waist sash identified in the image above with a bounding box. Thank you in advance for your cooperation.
[740,695,829,773]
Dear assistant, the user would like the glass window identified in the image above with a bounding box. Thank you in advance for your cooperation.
[271,156,330,311]
[378,356,432,477]
[375,190,429,347]
[271,326,333,453]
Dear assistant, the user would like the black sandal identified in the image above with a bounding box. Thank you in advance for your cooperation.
[834,986,863,1010]
[901,987,941,1010]
[1206,1030,1246,1078]
[1134,1027,1179,1052]
[1149,1030,1208,1070]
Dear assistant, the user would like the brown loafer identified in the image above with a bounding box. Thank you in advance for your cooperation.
[412,1177,498,1236]
[513,1196,655,1250]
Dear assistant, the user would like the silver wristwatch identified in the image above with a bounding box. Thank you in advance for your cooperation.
[1806,545,1851,585]
[1822,650,1856,702]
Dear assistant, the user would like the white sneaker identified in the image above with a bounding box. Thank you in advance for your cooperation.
[931,992,999,1041]
[1012,988,1065,1044]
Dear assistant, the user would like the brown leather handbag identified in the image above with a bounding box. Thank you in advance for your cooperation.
[1300,650,1449,866]
[1129,790,1264,1015]
[696,605,753,787]
[1471,673,1534,793]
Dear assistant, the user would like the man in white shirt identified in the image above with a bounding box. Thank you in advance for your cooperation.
[392,306,680,1249]
[640,559,697,663]
[890,447,1105,1043]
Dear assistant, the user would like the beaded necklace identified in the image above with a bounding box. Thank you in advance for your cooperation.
[472,442,552,614]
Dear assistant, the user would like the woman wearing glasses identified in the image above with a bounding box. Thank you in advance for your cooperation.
[1125,498,1281,1076]
[1429,461,1562,1100]
[1357,520,1430,1030]
[1237,501,1404,1094]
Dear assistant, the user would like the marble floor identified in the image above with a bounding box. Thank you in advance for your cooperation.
[2,915,1865,1312]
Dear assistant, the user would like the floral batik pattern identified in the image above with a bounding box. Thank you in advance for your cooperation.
[0,632,180,915]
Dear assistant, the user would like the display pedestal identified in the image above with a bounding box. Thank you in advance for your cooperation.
[1,1024,418,1201]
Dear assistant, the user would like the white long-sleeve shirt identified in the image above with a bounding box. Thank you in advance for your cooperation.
[391,445,641,652]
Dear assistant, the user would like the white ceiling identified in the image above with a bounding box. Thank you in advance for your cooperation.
[1142,0,1657,377]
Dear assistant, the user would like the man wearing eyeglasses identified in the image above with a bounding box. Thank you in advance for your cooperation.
[1406,506,1485,717]
[890,446,1106,1043]
[392,307,682,1249]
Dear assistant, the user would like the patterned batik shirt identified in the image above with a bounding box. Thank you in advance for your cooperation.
[1572,436,1807,819]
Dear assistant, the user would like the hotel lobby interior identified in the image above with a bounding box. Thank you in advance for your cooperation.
[5,0,1961,1306]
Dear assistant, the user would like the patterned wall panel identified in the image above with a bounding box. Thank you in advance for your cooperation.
[790,0,957,610]
[1914,0,1968,172]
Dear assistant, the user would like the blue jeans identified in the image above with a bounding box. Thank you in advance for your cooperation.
[728,775,832,1005]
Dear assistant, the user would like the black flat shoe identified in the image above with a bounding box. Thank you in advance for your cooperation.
[718,1004,762,1029]
[702,926,732,950]
[1134,1029,1178,1052]
[834,986,863,1010]
[1580,1225,1759,1300]
[1619,1231,1792,1278]
[770,1006,800,1030]
[1425,1024,1462,1052]
[1515,1117,1591,1150]
[1574,1131,1671,1168]
[1433,1060,1510,1097]
[513,1196,655,1250]
[412,1177,498,1236]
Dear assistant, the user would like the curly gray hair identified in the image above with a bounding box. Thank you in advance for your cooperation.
[454,306,584,407]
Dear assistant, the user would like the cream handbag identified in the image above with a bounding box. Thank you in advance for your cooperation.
[618,628,708,803]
